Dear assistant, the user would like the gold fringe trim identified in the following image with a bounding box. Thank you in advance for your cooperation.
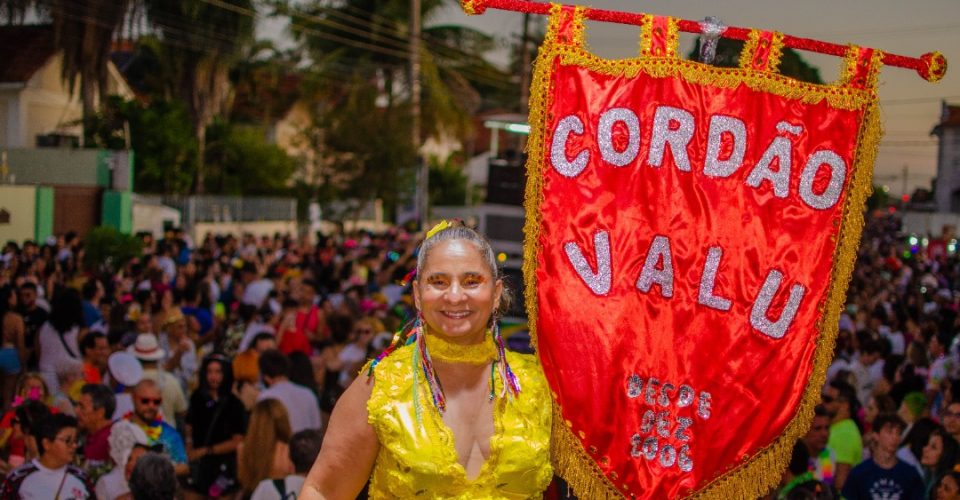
[524,6,883,498]
[552,402,624,499]
[639,15,679,58]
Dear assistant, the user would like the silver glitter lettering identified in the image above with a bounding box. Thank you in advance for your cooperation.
[745,136,792,198]
[675,417,693,441]
[636,236,675,298]
[679,445,694,472]
[659,444,677,468]
[658,383,675,407]
[648,105,694,172]
[630,434,643,457]
[640,410,656,434]
[564,230,612,296]
[750,269,806,339]
[645,378,660,406]
[776,121,804,136]
[698,246,732,311]
[697,392,712,420]
[703,115,746,177]
[677,385,695,407]
[656,411,671,438]
[550,115,589,178]
[799,150,846,210]
[627,374,643,398]
[642,437,658,461]
[597,107,641,167]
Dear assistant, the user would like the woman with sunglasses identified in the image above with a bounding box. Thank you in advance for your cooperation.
[301,222,553,498]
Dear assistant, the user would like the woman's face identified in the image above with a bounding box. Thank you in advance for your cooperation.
[937,475,960,500]
[20,377,44,400]
[923,434,945,467]
[865,398,879,423]
[206,361,224,391]
[414,240,502,344]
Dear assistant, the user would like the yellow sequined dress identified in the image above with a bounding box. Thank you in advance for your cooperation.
[366,342,553,499]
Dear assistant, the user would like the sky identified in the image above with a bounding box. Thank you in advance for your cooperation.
[261,0,960,197]
[428,0,960,197]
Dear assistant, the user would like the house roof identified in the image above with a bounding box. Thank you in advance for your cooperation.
[0,25,56,84]
[940,105,960,128]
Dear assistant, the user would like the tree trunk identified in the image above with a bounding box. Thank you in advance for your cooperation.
[194,124,206,194]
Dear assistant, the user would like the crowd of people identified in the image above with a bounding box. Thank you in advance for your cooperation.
[0,228,420,498]
[1,210,960,498]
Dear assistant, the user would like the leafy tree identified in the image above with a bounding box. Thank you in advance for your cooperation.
[142,0,256,194]
[428,153,468,206]
[205,121,298,195]
[83,226,143,276]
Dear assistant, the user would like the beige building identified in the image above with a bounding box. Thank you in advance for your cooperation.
[0,25,134,149]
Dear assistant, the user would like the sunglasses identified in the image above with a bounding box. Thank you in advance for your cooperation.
[139,398,162,406]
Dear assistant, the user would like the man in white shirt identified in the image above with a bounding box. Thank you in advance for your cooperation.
[0,413,94,499]
[257,350,321,433]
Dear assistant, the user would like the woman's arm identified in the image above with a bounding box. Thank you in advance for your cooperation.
[300,374,379,500]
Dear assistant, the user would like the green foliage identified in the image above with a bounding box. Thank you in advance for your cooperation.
[83,226,142,276]
[122,99,198,194]
[428,154,468,206]
[205,122,298,195]
[688,39,823,84]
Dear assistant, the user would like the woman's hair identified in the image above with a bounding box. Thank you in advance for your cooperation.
[0,285,15,317]
[238,398,292,492]
[903,417,938,462]
[288,351,318,396]
[196,354,234,399]
[415,223,513,318]
[49,287,83,334]
[928,427,960,480]
[128,452,177,500]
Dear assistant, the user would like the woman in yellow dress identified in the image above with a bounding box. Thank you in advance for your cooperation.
[300,222,553,499]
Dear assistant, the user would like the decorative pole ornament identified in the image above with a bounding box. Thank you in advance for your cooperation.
[460,1,947,499]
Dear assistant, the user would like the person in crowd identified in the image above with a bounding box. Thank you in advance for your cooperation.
[850,339,884,406]
[107,352,144,420]
[0,286,25,413]
[842,413,924,500]
[862,394,897,460]
[301,223,553,498]
[943,401,960,444]
[804,405,837,488]
[233,330,276,387]
[922,427,960,497]
[81,279,105,329]
[274,300,311,356]
[824,379,862,489]
[95,420,150,500]
[75,383,116,469]
[125,380,187,476]
[157,310,197,393]
[50,359,83,416]
[79,332,110,385]
[128,334,187,423]
[184,354,245,499]
[0,375,48,469]
[128,452,177,500]
[0,413,94,498]
[336,316,379,389]
[256,349,320,433]
[16,282,48,371]
[899,417,938,477]
[250,429,323,500]
[237,399,293,496]
[37,288,85,393]
[900,391,929,435]
[935,469,960,500]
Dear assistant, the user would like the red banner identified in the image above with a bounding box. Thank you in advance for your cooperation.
[523,6,882,498]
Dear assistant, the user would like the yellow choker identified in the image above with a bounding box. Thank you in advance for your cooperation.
[425,333,497,365]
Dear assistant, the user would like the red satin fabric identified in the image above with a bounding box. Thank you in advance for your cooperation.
[535,50,866,498]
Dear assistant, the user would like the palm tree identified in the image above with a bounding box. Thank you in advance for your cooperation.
[142,0,255,194]
[0,0,132,145]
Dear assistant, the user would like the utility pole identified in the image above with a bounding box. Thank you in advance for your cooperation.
[519,12,531,114]
[411,0,426,229]
[902,164,909,199]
